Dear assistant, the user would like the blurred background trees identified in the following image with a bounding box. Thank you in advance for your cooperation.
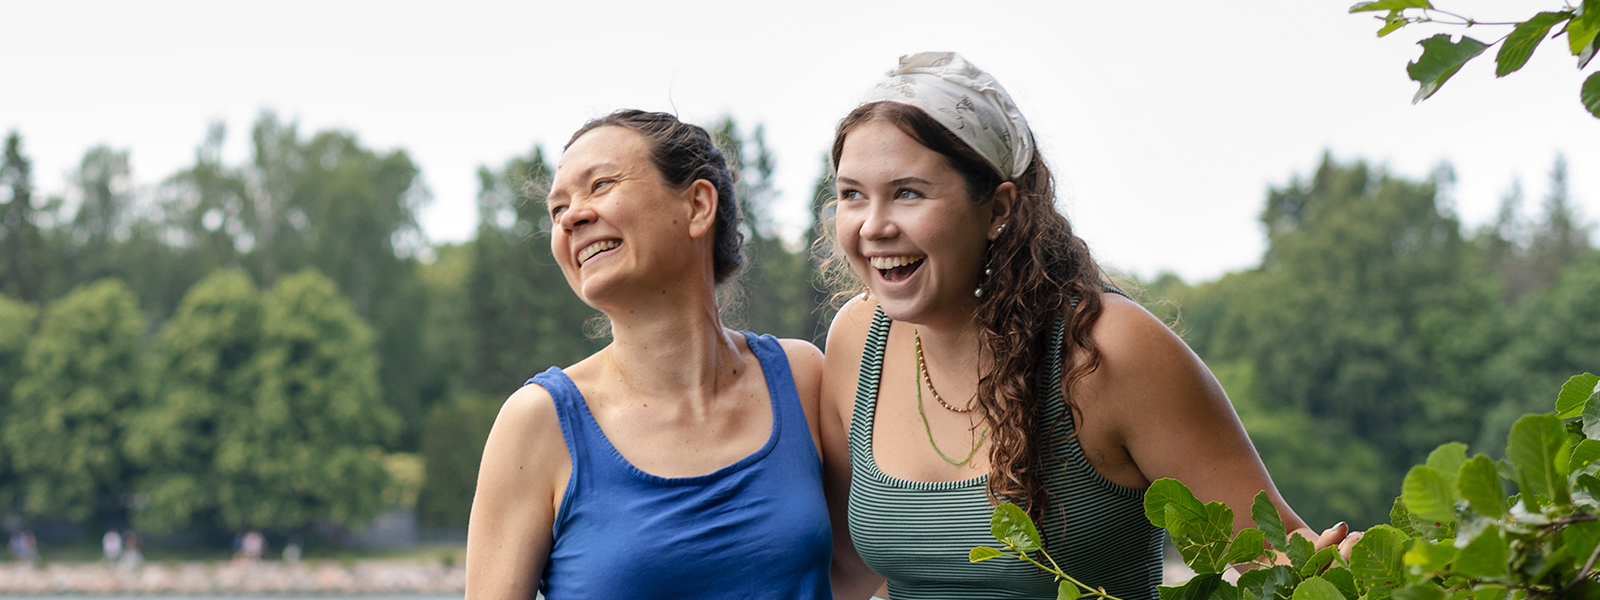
[0,111,1593,549]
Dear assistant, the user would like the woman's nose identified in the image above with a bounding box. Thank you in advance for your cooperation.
[860,202,897,240]
[558,200,596,230]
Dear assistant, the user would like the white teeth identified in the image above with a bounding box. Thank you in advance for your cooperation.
[578,240,620,265]
[869,255,925,270]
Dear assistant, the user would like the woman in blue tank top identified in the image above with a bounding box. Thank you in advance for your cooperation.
[465,110,831,600]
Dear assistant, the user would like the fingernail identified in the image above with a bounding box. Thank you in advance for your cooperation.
[1335,521,1347,530]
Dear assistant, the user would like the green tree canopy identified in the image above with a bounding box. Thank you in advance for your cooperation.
[2,279,144,523]
[125,270,264,532]
[210,270,398,530]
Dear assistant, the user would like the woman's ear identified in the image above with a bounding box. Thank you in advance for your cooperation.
[987,182,1018,241]
[686,179,718,240]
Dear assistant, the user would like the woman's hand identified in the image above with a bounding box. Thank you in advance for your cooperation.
[1293,522,1364,562]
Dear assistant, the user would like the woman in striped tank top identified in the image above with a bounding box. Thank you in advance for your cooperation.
[818,53,1360,600]
[465,111,832,600]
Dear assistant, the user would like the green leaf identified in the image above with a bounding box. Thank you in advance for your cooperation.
[1452,524,1507,579]
[1425,443,1468,487]
[1578,473,1600,500]
[1378,10,1411,37]
[1349,0,1431,13]
[1581,33,1599,69]
[1563,521,1600,570]
[1350,525,1407,595]
[1226,528,1268,565]
[1164,573,1223,600]
[1581,391,1600,439]
[1254,491,1289,551]
[1146,478,1206,529]
[1239,565,1298,600]
[1292,576,1345,600]
[1571,439,1600,472]
[1302,546,1340,577]
[1507,414,1571,504]
[1584,71,1600,119]
[1457,455,1507,517]
[1407,34,1491,103]
[1058,580,1082,600]
[1568,0,1600,56]
[1322,566,1357,600]
[1390,497,1424,538]
[1555,373,1599,418]
[1469,585,1507,600]
[1403,539,1458,573]
[1402,465,1457,524]
[1495,12,1572,77]
[1287,532,1316,571]
[969,546,1004,562]
[991,502,1042,552]
[1173,502,1238,573]
[1392,583,1446,600]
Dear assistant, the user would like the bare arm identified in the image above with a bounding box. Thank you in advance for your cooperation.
[779,338,827,456]
[465,384,571,600]
[1085,294,1355,554]
[822,296,889,600]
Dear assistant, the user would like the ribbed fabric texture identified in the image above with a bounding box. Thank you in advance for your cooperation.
[846,308,1163,600]
[532,331,831,600]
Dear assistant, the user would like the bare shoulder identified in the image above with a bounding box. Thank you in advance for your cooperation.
[1079,292,1204,380]
[821,294,876,414]
[480,382,569,485]
[824,294,876,366]
[777,338,825,375]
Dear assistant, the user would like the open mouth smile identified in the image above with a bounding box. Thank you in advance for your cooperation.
[870,255,925,282]
[578,240,620,265]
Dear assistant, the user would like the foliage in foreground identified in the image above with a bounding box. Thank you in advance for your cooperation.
[976,372,1600,600]
[1350,0,1600,117]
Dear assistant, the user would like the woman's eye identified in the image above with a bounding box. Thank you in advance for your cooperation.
[550,205,567,218]
[592,178,616,192]
[895,189,922,200]
[838,189,863,201]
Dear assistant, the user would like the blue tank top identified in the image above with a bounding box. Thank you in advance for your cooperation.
[529,332,832,600]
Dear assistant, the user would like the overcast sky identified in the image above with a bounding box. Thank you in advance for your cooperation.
[4,0,1595,282]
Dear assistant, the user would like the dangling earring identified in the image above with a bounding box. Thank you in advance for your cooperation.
[975,223,1006,298]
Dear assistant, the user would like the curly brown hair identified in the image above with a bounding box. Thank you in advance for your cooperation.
[823,101,1109,538]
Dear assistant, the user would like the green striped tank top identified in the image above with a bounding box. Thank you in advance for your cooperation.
[846,307,1163,600]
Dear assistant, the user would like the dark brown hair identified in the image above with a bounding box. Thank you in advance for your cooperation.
[565,109,745,283]
[826,101,1109,537]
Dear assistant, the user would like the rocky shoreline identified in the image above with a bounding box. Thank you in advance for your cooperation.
[0,560,464,595]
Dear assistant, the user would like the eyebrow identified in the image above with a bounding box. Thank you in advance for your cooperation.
[835,176,936,187]
[548,162,621,201]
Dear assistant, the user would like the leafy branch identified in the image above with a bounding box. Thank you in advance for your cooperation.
[1349,0,1600,117]
[970,502,1124,600]
[973,371,1600,599]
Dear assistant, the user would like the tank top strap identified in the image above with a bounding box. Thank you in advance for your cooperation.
[848,307,894,443]
[525,367,590,537]
[739,331,809,457]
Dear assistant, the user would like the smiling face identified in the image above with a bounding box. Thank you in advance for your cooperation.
[546,126,705,310]
[835,119,1004,326]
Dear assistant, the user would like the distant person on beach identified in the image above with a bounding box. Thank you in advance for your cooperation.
[101,530,121,562]
[465,110,830,600]
[8,531,37,563]
[818,52,1361,600]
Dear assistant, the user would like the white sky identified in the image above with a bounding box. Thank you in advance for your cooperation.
[4,0,1595,283]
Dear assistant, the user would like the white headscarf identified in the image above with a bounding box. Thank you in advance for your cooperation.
[859,51,1035,180]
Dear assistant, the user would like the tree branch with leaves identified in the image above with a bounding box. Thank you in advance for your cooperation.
[1350,0,1600,117]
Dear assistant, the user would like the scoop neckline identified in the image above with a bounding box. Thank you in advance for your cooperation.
[554,330,782,486]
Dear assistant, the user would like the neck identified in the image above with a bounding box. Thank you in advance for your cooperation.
[599,277,744,416]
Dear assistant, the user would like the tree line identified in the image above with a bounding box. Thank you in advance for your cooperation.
[0,114,822,541]
[0,113,1593,545]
